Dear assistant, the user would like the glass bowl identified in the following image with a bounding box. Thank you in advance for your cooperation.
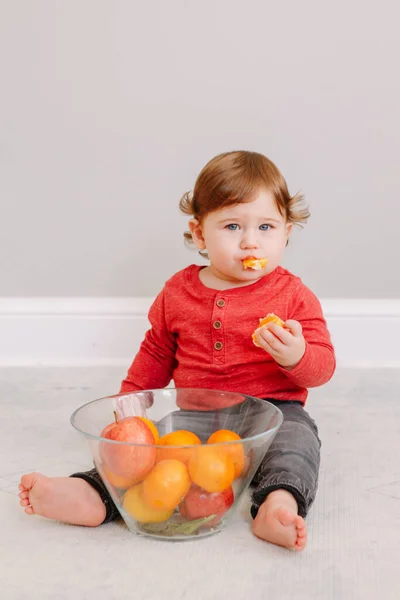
[70,388,283,540]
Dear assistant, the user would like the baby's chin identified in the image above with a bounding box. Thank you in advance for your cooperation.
[230,269,267,285]
[210,263,270,283]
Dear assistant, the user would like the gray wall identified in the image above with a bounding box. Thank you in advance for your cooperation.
[1,1,399,298]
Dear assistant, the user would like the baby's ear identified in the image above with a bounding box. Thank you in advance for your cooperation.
[188,219,206,250]
[285,222,293,245]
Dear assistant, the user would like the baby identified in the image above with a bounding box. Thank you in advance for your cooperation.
[19,150,335,550]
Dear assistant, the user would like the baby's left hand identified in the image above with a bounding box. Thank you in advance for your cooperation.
[253,320,306,370]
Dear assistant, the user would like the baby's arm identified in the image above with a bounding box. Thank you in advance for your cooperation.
[277,286,336,388]
[253,286,335,388]
[120,288,177,393]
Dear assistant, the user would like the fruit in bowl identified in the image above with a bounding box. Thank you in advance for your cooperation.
[188,445,235,493]
[142,459,191,511]
[207,429,245,478]
[179,485,234,526]
[122,483,174,523]
[71,388,283,540]
[155,430,201,464]
[99,415,156,488]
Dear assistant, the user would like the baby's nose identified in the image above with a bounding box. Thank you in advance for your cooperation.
[240,233,259,249]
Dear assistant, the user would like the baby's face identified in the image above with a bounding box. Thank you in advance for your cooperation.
[196,187,292,285]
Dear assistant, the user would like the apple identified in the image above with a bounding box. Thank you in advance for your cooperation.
[179,485,234,526]
[100,416,156,487]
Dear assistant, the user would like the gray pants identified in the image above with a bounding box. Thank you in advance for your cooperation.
[71,400,321,523]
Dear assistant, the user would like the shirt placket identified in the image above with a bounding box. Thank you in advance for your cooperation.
[212,296,226,364]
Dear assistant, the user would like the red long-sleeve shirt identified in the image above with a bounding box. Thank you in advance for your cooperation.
[120,265,336,404]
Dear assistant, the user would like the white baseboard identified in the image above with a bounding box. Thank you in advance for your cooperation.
[1,297,400,367]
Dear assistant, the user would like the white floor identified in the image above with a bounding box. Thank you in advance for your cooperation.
[1,367,400,600]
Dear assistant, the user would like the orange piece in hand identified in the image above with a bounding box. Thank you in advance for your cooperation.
[252,313,285,347]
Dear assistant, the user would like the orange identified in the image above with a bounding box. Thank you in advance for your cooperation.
[142,459,191,511]
[252,313,285,347]
[102,466,135,490]
[188,446,235,493]
[137,417,160,443]
[123,483,173,523]
[207,429,245,478]
[257,313,285,328]
[156,430,201,464]
[242,257,268,270]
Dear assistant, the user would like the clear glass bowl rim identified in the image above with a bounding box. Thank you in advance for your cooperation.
[70,387,283,448]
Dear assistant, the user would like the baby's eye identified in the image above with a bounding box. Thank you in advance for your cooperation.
[259,224,272,231]
[225,224,239,230]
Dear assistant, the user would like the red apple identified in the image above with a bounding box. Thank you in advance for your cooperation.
[179,485,234,526]
[100,417,156,487]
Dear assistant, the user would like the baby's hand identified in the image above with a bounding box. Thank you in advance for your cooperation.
[253,319,306,370]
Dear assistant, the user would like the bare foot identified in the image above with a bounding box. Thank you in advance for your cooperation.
[18,472,106,527]
[252,489,307,551]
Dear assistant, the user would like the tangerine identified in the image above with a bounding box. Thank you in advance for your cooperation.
[142,459,191,511]
[156,430,201,464]
[207,429,245,478]
[101,466,135,490]
[123,483,173,523]
[257,313,285,328]
[188,446,235,493]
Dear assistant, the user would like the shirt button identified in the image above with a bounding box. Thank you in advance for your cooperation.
[213,320,222,329]
[216,299,225,307]
[214,341,223,350]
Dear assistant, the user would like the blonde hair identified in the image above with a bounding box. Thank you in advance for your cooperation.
[180,150,309,253]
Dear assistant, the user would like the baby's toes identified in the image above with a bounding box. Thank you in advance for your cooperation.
[295,535,307,550]
[20,472,37,490]
[19,490,29,501]
[294,516,307,550]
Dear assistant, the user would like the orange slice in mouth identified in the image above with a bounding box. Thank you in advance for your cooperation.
[242,257,268,270]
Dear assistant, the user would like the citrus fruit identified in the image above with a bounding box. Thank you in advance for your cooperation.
[123,483,173,523]
[101,466,135,490]
[142,459,191,511]
[257,313,285,328]
[156,430,201,464]
[188,446,235,493]
[207,429,245,478]
[252,313,285,347]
